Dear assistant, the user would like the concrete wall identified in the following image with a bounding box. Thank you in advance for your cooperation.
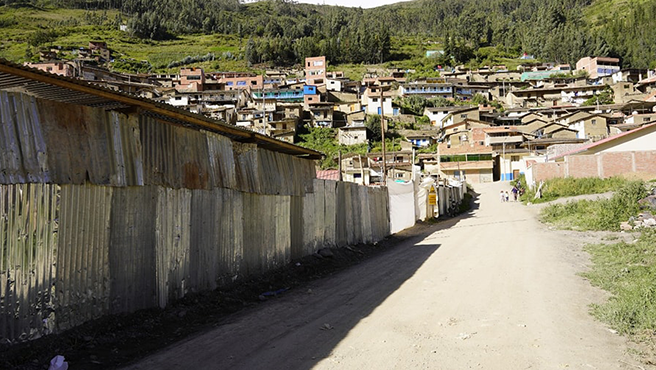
[0,92,391,343]
[526,150,656,186]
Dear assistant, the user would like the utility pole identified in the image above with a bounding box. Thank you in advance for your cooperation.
[380,87,387,184]
[502,139,506,181]
[338,150,343,182]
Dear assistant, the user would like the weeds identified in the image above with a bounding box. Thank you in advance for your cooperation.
[540,181,649,231]
[582,230,656,337]
[523,176,629,204]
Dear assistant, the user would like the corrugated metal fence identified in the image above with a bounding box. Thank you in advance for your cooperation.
[0,92,390,343]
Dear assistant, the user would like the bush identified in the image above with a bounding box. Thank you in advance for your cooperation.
[540,181,649,231]
[167,53,216,68]
[524,176,629,203]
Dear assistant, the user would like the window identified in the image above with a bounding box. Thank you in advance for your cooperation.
[591,119,596,125]
[644,117,651,122]
[511,156,520,162]
[237,81,246,86]
[460,114,468,118]
[354,173,362,179]
[251,81,257,85]
[372,98,379,102]
[396,173,404,178]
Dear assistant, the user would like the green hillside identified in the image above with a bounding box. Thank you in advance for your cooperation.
[1,0,655,75]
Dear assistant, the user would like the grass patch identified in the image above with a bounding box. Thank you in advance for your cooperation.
[540,181,649,231]
[582,229,656,338]
[523,176,629,204]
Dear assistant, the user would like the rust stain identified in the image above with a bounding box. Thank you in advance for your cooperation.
[183,162,207,189]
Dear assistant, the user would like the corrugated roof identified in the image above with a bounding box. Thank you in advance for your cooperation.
[0,59,322,160]
[316,170,340,181]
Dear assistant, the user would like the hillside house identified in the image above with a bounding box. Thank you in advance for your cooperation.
[341,155,370,185]
[611,69,649,84]
[402,130,436,148]
[369,151,414,182]
[216,72,263,91]
[364,86,397,116]
[567,113,610,140]
[624,113,656,125]
[482,127,527,180]
[176,68,205,92]
[305,56,326,86]
[440,107,481,129]
[433,142,494,183]
[401,83,453,99]
[424,106,475,127]
[576,56,621,79]
[338,124,368,146]
[308,103,335,127]
[252,88,304,103]
[26,61,76,77]
[506,86,563,108]
[303,85,320,108]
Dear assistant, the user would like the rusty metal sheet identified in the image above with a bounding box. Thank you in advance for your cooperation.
[176,128,210,190]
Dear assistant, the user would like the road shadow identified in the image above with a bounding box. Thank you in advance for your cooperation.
[2,192,482,370]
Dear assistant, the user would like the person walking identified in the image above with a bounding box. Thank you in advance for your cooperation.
[500,190,506,202]
[511,186,518,201]
[505,191,510,202]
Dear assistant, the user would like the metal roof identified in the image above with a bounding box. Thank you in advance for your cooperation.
[0,59,322,160]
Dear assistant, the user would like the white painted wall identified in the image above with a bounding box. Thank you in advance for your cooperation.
[599,128,656,152]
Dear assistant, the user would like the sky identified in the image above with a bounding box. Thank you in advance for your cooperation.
[284,0,412,9]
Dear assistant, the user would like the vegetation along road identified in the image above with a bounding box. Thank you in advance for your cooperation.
[121,182,647,370]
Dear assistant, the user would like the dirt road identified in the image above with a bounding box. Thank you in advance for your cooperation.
[122,182,644,370]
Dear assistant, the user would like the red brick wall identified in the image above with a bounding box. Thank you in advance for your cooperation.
[600,152,633,177]
[531,151,656,184]
[567,155,598,178]
[532,162,565,182]
[634,151,656,174]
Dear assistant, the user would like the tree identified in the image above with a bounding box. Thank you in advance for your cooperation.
[365,115,382,142]
[298,127,339,169]
[582,86,615,106]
